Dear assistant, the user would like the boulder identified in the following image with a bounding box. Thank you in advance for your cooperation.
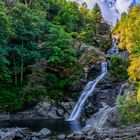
[39,128,51,136]
[31,132,42,137]
[57,109,64,116]
[32,137,40,140]
[0,128,24,140]
[57,134,66,140]
[67,131,85,140]
[35,101,59,119]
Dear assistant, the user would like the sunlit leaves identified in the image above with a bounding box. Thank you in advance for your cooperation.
[127,55,140,81]
[115,6,140,82]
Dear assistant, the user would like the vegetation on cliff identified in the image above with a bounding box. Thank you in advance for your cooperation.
[115,5,140,125]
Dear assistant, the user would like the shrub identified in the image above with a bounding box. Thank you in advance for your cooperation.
[110,55,129,79]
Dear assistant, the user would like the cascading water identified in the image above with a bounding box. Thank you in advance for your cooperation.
[108,38,119,54]
[86,104,116,131]
[68,62,108,121]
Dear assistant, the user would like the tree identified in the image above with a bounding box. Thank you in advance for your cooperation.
[54,1,80,33]
[9,2,46,84]
[0,0,11,84]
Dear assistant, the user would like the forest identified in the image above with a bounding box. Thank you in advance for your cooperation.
[0,0,110,111]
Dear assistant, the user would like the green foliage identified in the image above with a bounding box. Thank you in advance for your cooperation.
[44,23,77,67]
[0,0,111,111]
[54,1,80,33]
[117,93,140,126]
[0,0,11,84]
[0,88,23,111]
[110,55,129,79]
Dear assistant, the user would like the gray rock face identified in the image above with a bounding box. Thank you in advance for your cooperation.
[35,101,58,119]
[86,105,118,131]
[0,100,75,121]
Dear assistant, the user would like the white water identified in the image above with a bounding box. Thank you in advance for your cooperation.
[68,62,108,121]
[86,104,116,131]
[108,38,119,54]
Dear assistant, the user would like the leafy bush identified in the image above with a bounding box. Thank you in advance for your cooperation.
[110,55,129,79]
[117,92,140,126]
[0,88,23,111]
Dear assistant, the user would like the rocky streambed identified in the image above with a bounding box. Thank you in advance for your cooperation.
[2,122,140,140]
[67,124,140,140]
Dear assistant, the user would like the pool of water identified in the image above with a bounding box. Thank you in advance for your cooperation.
[0,119,84,134]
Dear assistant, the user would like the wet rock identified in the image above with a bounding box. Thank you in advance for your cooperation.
[81,126,93,134]
[67,131,85,140]
[73,131,83,135]
[14,133,23,139]
[61,102,71,110]
[0,111,10,121]
[47,107,58,119]
[41,138,49,140]
[39,128,51,136]
[11,111,37,120]
[88,129,95,136]
[32,137,39,140]
[86,136,95,140]
[0,128,24,140]
[31,132,42,137]
[35,101,59,119]
[57,134,66,140]
[57,109,64,116]
[104,138,111,140]
[0,99,75,121]
[63,113,69,120]
[67,134,85,140]
[86,105,117,131]
[72,135,85,140]
[67,133,74,139]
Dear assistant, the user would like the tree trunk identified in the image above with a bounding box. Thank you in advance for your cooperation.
[20,57,24,84]
[21,41,24,84]
[13,54,17,86]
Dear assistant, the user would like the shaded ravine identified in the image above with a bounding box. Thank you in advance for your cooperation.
[68,62,108,121]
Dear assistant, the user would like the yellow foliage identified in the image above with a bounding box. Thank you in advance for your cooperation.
[114,5,140,83]
[137,88,140,103]
[114,6,140,53]
[128,56,140,81]
[114,5,140,104]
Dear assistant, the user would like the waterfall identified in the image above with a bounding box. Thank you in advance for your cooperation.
[108,38,119,54]
[68,62,108,121]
